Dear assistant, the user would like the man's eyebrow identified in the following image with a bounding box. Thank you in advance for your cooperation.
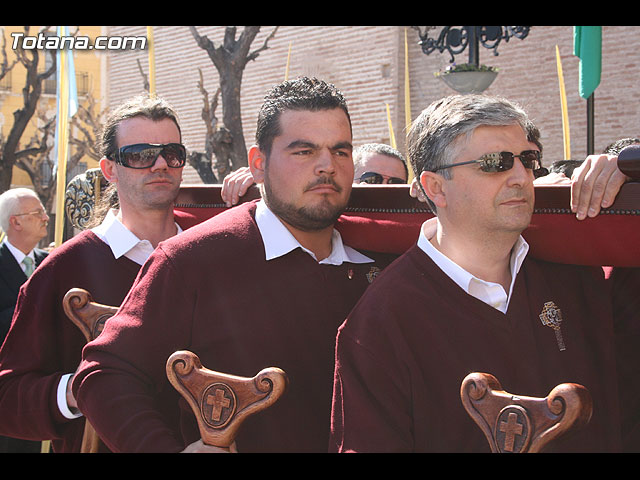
[333,141,353,151]
[285,140,318,150]
[285,140,353,151]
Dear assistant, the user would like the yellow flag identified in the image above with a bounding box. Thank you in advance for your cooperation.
[147,26,156,97]
[404,28,414,181]
[556,45,571,159]
[386,103,397,149]
[285,41,292,81]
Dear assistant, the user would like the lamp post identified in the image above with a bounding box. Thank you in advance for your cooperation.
[412,26,530,94]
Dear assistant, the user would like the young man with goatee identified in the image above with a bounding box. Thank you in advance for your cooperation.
[73,77,388,453]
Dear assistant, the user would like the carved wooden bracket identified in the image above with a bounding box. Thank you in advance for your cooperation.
[63,288,119,453]
[166,350,288,449]
[461,372,593,453]
[63,288,118,343]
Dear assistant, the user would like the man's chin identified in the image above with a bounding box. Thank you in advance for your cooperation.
[144,190,180,210]
[268,198,347,232]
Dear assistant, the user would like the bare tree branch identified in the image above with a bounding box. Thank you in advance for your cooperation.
[247,26,279,63]
[0,27,19,82]
[187,26,279,181]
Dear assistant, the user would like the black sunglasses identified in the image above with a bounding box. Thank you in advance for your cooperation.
[112,143,187,169]
[432,150,542,173]
[358,171,406,185]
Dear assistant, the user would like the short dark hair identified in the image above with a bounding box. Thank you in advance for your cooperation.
[255,77,351,157]
[100,95,182,160]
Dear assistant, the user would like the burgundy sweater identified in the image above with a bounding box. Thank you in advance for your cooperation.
[330,244,622,452]
[0,231,141,453]
[610,267,640,451]
[0,212,193,453]
[73,201,386,452]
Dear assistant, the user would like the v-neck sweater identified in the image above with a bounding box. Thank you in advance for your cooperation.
[331,244,621,452]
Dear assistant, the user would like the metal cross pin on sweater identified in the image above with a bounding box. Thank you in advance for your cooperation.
[539,301,566,351]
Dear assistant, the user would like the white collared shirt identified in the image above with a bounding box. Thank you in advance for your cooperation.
[58,209,183,419]
[255,200,373,265]
[417,221,529,314]
[91,209,183,266]
[3,239,35,274]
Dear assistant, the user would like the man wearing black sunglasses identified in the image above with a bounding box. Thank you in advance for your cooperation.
[330,94,623,452]
[353,143,408,185]
[0,95,191,453]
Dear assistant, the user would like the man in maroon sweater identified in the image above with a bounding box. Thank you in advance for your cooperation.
[72,77,388,453]
[330,94,624,452]
[0,95,191,452]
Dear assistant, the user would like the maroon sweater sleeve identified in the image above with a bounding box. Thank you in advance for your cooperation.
[331,320,414,452]
[73,245,192,453]
[0,232,139,452]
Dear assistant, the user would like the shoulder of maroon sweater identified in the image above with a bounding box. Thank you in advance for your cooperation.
[18,230,139,309]
[524,255,607,285]
[356,244,426,289]
[36,230,110,270]
[341,245,426,328]
[160,201,260,259]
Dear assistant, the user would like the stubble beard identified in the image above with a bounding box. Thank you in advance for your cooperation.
[262,176,348,232]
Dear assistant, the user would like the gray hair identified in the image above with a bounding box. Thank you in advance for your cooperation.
[0,188,40,232]
[407,95,531,212]
[408,95,531,179]
[353,143,408,178]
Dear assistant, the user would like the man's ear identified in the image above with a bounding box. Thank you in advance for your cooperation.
[9,214,22,231]
[99,157,117,184]
[248,145,266,184]
[420,170,447,210]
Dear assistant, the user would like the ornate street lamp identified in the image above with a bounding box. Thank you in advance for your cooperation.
[412,26,530,94]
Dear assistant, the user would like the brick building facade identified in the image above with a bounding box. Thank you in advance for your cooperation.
[102,26,640,183]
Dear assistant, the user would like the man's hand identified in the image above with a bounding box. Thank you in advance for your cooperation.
[571,154,630,220]
[409,178,427,203]
[533,172,571,185]
[181,439,238,453]
[221,167,255,208]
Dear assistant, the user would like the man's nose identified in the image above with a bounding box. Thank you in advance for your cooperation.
[507,158,533,187]
[315,149,338,175]
[151,154,169,170]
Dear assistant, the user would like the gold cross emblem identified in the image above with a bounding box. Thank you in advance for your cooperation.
[539,301,566,351]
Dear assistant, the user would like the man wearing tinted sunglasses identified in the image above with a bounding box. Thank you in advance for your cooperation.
[0,95,191,453]
[353,143,408,185]
[330,94,623,452]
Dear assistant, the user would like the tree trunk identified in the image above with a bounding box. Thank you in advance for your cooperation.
[0,27,55,194]
[189,26,278,179]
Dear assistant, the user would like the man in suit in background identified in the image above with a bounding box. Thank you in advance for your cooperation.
[0,187,50,452]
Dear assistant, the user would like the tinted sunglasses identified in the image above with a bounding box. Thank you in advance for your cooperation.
[358,171,406,185]
[112,143,187,169]
[433,150,542,173]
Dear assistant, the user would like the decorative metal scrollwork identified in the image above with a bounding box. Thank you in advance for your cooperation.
[65,168,109,230]
[412,26,530,64]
